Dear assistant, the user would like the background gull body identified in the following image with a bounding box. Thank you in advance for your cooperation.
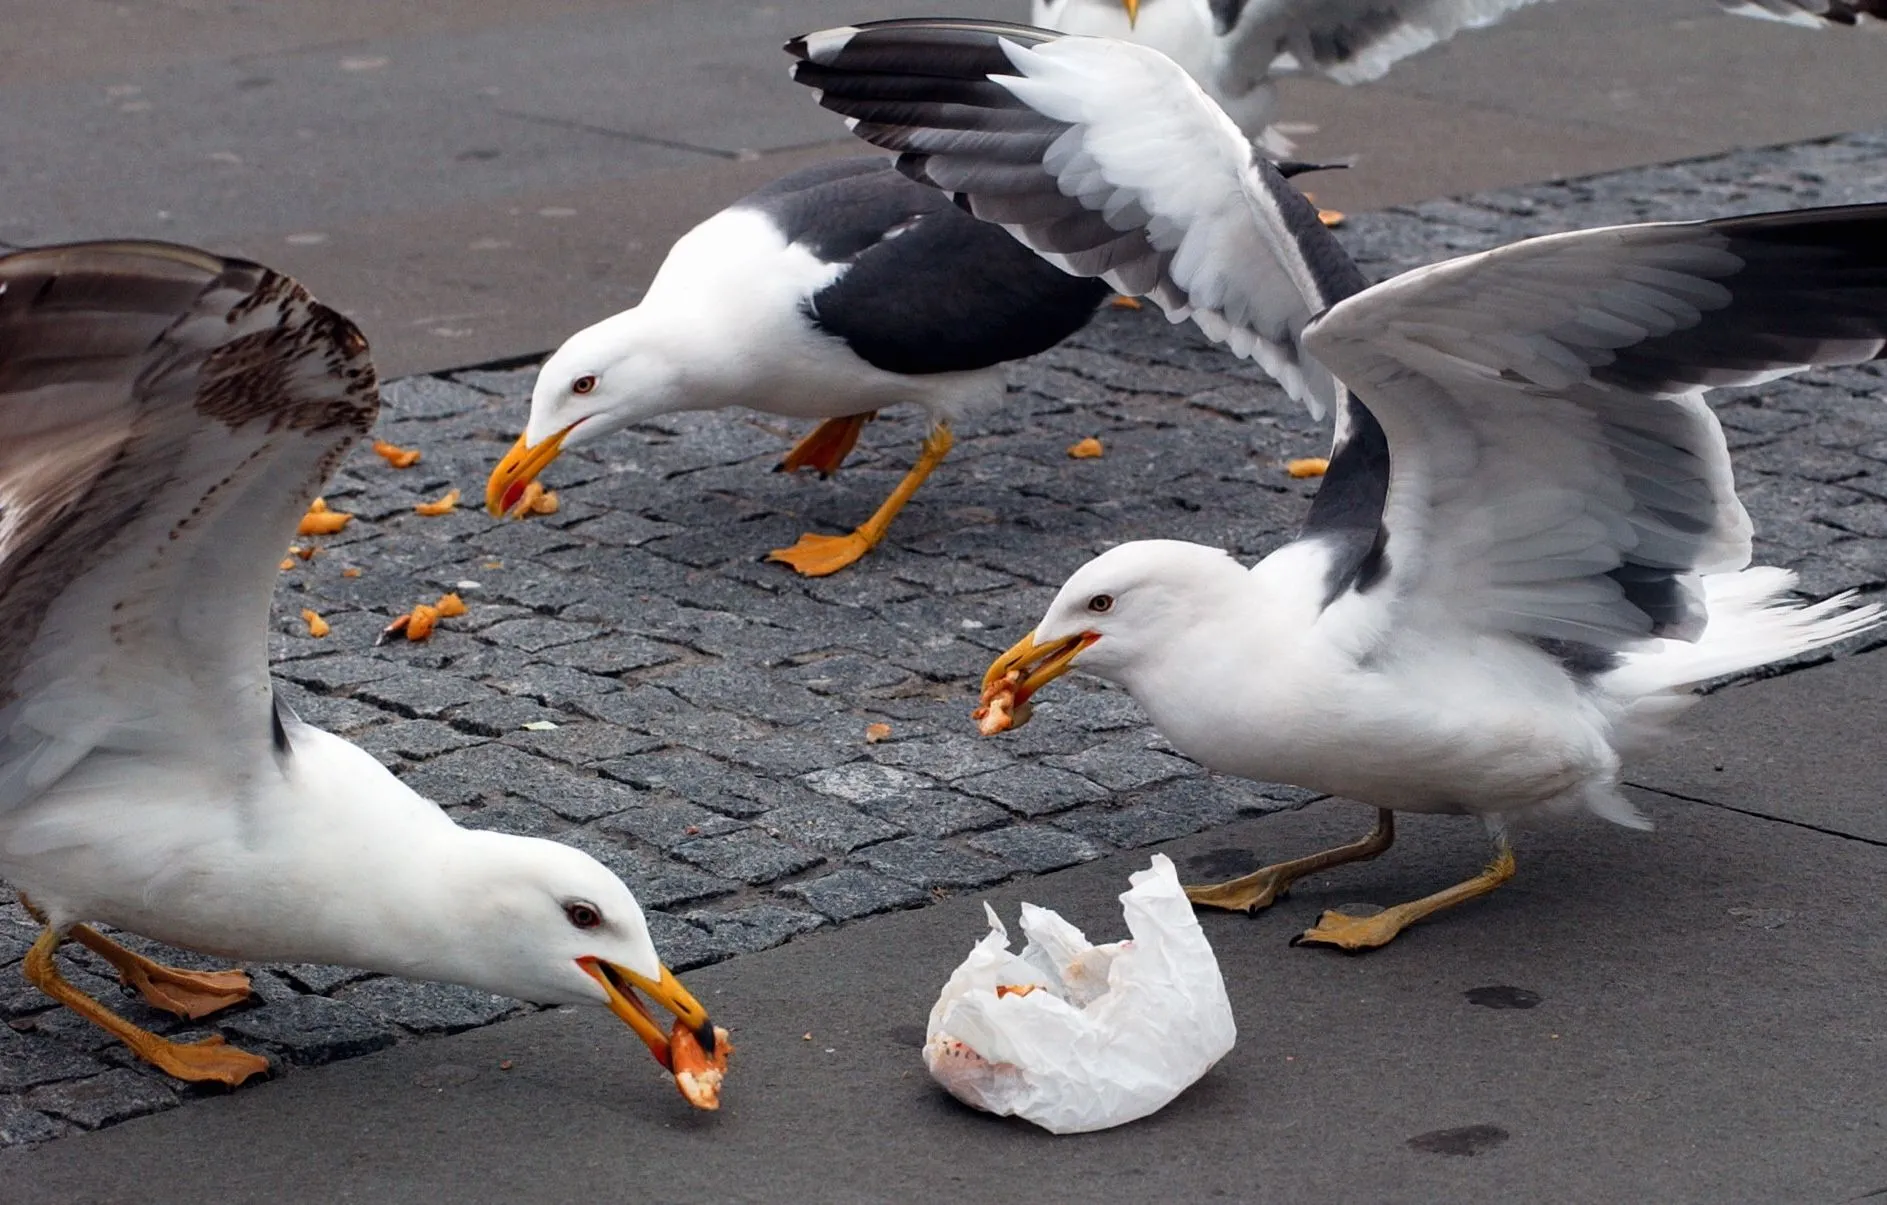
[486,156,1110,577]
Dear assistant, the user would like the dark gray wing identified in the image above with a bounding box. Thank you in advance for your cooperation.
[741,157,1108,376]
[1208,0,1549,84]
[0,241,377,809]
[789,18,1357,419]
[1719,0,1887,25]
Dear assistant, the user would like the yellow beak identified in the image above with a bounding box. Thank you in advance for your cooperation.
[1122,0,1140,26]
[486,425,575,517]
[578,956,715,1071]
[975,630,1098,733]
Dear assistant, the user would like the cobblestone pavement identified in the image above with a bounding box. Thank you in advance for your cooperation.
[3,131,1886,1145]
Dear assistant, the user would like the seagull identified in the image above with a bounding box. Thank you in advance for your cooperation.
[789,19,1887,948]
[0,241,725,1097]
[1034,0,1883,151]
[485,156,1112,577]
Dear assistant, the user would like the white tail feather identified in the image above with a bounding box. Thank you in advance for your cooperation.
[1603,568,1883,748]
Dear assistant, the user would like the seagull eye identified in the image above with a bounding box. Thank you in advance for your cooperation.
[565,901,602,929]
[571,374,598,395]
[1087,594,1114,614]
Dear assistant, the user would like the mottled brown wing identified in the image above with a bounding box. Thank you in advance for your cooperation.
[0,242,377,807]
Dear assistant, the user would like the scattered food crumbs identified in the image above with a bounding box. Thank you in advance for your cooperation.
[1318,209,1346,228]
[278,557,296,571]
[1286,457,1330,479]
[379,592,469,645]
[1067,437,1104,459]
[684,824,700,836]
[521,720,560,732]
[298,497,352,536]
[802,1033,813,1041]
[499,1060,514,1071]
[507,481,559,519]
[301,609,330,638]
[372,439,423,469]
[482,561,502,570]
[414,488,459,516]
[287,544,318,561]
[342,567,362,578]
[864,722,892,743]
[455,580,480,590]
[1108,294,1143,310]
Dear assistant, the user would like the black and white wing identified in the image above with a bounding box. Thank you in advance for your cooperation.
[1208,0,1548,86]
[789,18,1360,419]
[1718,0,1887,25]
[1302,207,1887,651]
[738,157,1108,375]
[0,242,377,810]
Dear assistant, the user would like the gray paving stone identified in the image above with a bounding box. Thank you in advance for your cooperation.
[758,800,904,853]
[967,825,1108,874]
[336,978,523,1035]
[0,1104,70,1145]
[23,1071,176,1131]
[849,790,1009,839]
[218,995,399,1067]
[0,1029,111,1092]
[682,906,826,957]
[642,913,723,973]
[955,764,1110,817]
[672,831,826,885]
[352,668,496,719]
[850,837,1013,890]
[595,801,748,850]
[781,870,930,922]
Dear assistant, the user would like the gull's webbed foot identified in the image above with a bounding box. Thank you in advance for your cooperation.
[767,529,878,577]
[1187,808,1395,917]
[1293,844,1517,952]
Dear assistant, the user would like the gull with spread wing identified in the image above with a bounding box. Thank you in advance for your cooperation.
[0,242,727,1099]
[789,19,1886,948]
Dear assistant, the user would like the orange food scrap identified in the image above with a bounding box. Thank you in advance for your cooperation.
[1109,295,1143,310]
[669,1021,732,1111]
[300,609,330,638]
[506,481,560,519]
[278,557,297,572]
[414,488,460,516]
[1285,457,1329,479]
[995,984,1042,999]
[372,439,422,469]
[297,497,353,536]
[404,603,440,641]
[342,567,362,578]
[294,544,318,560]
[378,592,467,645]
[1318,209,1346,228]
[972,669,1025,736]
[864,722,892,743]
[1067,437,1104,460]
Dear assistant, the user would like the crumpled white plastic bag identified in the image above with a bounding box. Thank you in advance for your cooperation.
[923,854,1237,1134]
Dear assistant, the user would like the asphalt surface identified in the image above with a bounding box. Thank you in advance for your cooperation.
[1,0,1886,1198]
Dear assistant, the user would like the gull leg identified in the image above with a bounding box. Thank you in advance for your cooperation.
[1185,808,1394,914]
[68,926,252,1020]
[22,928,270,1086]
[777,412,875,478]
[1292,839,1516,952]
[768,424,954,577]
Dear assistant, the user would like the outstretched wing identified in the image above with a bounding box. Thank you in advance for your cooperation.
[789,18,1360,419]
[1208,0,1548,86]
[1718,0,1887,26]
[1302,207,1887,651]
[0,241,377,810]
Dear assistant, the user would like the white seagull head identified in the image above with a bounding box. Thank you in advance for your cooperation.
[980,540,1249,716]
[438,829,714,1068]
[486,309,687,516]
